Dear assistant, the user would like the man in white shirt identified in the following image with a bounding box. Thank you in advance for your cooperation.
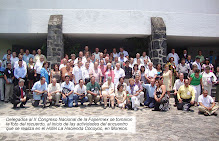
[94,48,100,61]
[82,62,91,84]
[192,57,201,71]
[14,54,27,69]
[114,63,125,85]
[34,56,44,81]
[10,52,19,68]
[166,48,180,66]
[74,79,88,106]
[102,77,115,109]
[134,53,143,64]
[140,52,151,63]
[145,62,157,83]
[173,73,184,106]
[118,53,128,63]
[112,48,118,59]
[72,60,83,85]
[198,90,218,116]
[126,78,140,111]
[118,47,129,58]
[59,58,67,70]
[61,75,75,107]
[74,51,87,65]
[48,78,61,107]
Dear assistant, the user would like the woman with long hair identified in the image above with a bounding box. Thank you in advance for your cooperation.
[132,64,141,80]
[202,58,214,72]
[50,63,61,83]
[154,78,169,111]
[40,62,50,84]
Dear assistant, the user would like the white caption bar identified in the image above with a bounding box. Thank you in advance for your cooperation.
[0,116,136,133]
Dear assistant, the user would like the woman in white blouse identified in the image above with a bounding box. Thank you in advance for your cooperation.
[202,66,217,95]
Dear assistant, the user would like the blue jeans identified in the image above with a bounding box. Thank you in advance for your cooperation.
[144,93,155,108]
[74,94,88,105]
[62,96,74,107]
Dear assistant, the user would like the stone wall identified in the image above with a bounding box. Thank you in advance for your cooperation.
[148,17,167,67]
[47,15,64,67]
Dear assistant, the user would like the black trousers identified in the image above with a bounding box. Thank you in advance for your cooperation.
[12,98,29,108]
[177,98,194,110]
[174,94,179,105]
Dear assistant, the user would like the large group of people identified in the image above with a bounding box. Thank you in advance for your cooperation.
[0,46,218,116]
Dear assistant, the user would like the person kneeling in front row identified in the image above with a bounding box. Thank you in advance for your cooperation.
[48,78,61,107]
[74,79,88,106]
[198,89,218,116]
[177,79,195,111]
[87,76,101,106]
[12,79,29,109]
[32,76,48,108]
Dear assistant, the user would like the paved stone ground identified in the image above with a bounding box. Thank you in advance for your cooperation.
[0,98,218,141]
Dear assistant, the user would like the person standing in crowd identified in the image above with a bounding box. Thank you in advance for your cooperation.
[177,79,195,111]
[23,49,34,64]
[59,58,67,70]
[72,60,83,85]
[2,49,12,61]
[142,78,156,108]
[154,78,169,111]
[99,59,106,82]
[134,53,142,64]
[181,49,188,59]
[40,62,50,84]
[10,52,19,68]
[115,84,127,109]
[11,79,29,109]
[61,62,73,81]
[198,90,218,116]
[60,54,69,64]
[188,64,198,78]
[202,66,217,96]
[48,78,61,107]
[129,58,134,69]
[167,57,176,85]
[14,54,27,69]
[196,50,205,64]
[102,77,115,109]
[2,54,11,68]
[14,60,27,85]
[32,50,37,57]
[114,63,125,85]
[27,58,35,94]
[176,58,190,79]
[74,79,88,106]
[34,49,47,63]
[34,55,44,82]
[69,54,76,64]
[82,62,91,84]
[119,47,129,58]
[126,78,140,111]
[145,62,157,83]
[132,64,141,80]
[94,48,100,61]
[156,64,163,79]
[4,63,14,102]
[192,57,201,71]
[0,60,5,101]
[202,58,214,72]
[19,49,24,55]
[61,75,74,107]
[104,63,114,83]
[86,76,101,106]
[112,48,118,59]
[162,64,172,97]
[140,66,147,84]
[90,62,103,85]
[141,51,151,63]
[135,75,144,105]
[173,73,184,107]
[32,76,48,108]
[118,52,128,65]
[186,55,193,69]
[166,48,180,66]
[50,63,61,83]
[189,69,203,106]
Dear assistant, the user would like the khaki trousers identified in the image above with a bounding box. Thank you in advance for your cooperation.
[198,105,218,115]
[5,84,14,102]
[87,94,100,104]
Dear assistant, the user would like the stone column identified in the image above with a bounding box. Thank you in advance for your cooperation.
[148,17,167,67]
[47,15,64,67]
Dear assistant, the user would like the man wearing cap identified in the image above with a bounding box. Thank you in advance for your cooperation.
[11,79,29,109]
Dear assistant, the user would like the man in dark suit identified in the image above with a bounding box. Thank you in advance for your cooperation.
[12,79,29,109]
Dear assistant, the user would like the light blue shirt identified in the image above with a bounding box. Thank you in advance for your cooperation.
[32,81,48,100]
[14,66,27,79]
[23,54,34,63]
[40,68,49,84]
[61,81,74,99]
[142,84,156,98]
[2,54,12,61]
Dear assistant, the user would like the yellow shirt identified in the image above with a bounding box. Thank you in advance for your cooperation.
[177,85,195,101]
